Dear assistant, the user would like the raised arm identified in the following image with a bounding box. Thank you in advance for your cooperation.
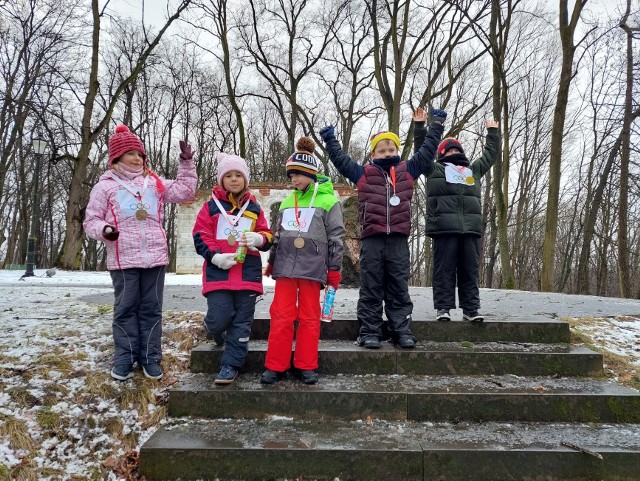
[162,140,198,203]
[407,108,446,178]
[319,126,364,184]
[471,119,501,178]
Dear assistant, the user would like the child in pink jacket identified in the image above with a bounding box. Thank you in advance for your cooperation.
[192,153,273,384]
[84,125,197,381]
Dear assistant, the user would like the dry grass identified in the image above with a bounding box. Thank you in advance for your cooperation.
[141,405,167,429]
[36,408,65,431]
[118,382,155,416]
[85,371,118,398]
[102,417,124,438]
[6,387,39,408]
[0,418,34,451]
[34,351,73,377]
[0,306,208,481]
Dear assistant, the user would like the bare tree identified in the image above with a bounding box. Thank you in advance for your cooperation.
[617,0,638,297]
[540,0,589,292]
[238,0,344,153]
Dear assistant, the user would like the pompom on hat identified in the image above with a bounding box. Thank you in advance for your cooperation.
[108,125,146,167]
[370,131,401,153]
[437,137,465,159]
[286,136,319,181]
[217,152,250,188]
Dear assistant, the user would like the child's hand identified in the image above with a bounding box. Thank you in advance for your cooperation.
[431,108,447,124]
[485,119,499,129]
[243,232,264,251]
[103,225,119,241]
[319,125,335,142]
[412,107,427,123]
[327,270,341,290]
[211,253,237,270]
[179,140,194,162]
[263,263,273,277]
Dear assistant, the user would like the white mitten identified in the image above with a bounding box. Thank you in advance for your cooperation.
[211,253,237,270]
[244,232,264,251]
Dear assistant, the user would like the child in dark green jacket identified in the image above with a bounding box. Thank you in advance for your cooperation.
[414,116,500,322]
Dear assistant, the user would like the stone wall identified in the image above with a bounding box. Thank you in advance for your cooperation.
[175,182,355,274]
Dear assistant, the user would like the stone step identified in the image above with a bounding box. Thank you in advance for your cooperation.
[168,372,640,423]
[190,340,604,377]
[139,418,640,481]
[249,314,571,343]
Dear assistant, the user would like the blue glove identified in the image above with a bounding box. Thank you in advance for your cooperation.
[431,108,447,124]
[319,125,335,142]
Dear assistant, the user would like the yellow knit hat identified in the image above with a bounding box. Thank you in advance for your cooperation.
[370,131,401,153]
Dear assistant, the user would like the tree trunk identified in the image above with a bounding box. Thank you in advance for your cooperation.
[540,0,586,291]
[617,0,634,297]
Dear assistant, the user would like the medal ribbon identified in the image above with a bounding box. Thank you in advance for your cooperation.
[293,182,319,235]
[112,173,149,203]
[212,195,251,228]
[390,166,397,197]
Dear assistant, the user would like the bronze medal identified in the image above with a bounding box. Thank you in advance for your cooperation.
[227,234,237,246]
[294,236,305,249]
[136,209,148,220]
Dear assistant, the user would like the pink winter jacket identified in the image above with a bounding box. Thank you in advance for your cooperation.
[84,159,197,270]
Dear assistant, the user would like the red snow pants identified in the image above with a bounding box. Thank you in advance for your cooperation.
[265,277,322,371]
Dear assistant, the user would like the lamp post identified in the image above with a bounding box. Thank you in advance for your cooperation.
[21,135,48,279]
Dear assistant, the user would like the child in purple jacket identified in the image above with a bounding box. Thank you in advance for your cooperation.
[84,125,197,381]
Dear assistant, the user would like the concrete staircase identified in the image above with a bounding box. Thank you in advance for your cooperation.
[140,312,640,480]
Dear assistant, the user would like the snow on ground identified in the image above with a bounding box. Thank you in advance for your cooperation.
[0,270,638,480]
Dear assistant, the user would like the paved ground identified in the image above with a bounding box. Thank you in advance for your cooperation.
[81,285,640,321]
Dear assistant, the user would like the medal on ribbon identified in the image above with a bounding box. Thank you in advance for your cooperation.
[388,166,400,206]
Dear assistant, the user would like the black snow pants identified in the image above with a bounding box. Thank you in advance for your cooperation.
[432,234,481,311]
[357,234,414,342]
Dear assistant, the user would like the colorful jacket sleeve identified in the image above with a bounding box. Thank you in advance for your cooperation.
[192,201,220,262]
[324,201,345,272]
[471,128,501,178]
[323,136,365,185]
[266,210,283,267]
[161,157,198,203]
[83,181,111,241]
[407,121,444,178]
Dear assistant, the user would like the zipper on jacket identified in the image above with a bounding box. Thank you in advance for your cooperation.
[385,174,391,234]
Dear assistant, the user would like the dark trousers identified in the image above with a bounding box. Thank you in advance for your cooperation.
[110,266,165,367]
[205,290,257,369]
[432,234,481,311]
[357,234,414,341]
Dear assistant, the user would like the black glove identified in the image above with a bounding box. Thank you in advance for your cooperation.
[431,108,447,124]
[103,225,119,241]
[319,125,335,142]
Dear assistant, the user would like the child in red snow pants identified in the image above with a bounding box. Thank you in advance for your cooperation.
[265,277,322,371]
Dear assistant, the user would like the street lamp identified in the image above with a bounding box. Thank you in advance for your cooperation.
[21,134,48,279]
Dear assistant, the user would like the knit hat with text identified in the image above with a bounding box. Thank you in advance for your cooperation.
[286,137,319,181]
[108,125,146,167]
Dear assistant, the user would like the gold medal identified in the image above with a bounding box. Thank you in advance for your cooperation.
[294,237,305,249]
[136,209,148,220]
[227,234,236,246]
[465,176,475,185]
